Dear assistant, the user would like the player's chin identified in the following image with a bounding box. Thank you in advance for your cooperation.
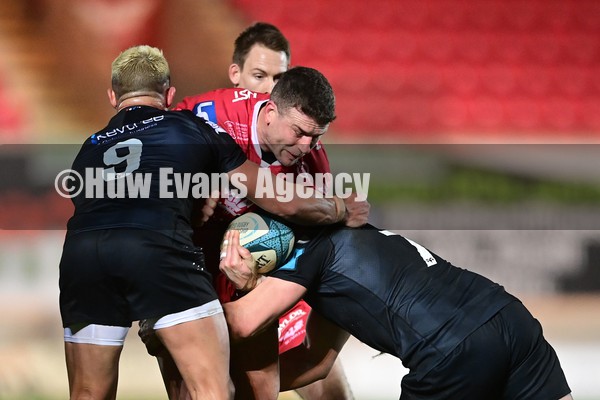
[282,158,299,167]
[279,151,299,167]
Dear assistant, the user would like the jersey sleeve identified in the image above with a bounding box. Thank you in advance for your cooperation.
[181,109,247,173]
[213,137,247,173]
[205,123,247,173]
[302,143,331,174]
[269,239,332,289]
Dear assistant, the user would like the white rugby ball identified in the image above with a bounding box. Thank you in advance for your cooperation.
[226,212,295,273]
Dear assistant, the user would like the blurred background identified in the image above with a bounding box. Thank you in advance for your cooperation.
[1,0,599,398]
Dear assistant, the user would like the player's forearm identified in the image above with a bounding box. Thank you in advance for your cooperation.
[223,277,304,341]
[260,194,345,226]
[253,173,346,225]
[229,160,347,225]
[223,300,275,341]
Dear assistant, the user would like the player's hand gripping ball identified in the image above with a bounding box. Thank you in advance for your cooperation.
[225,212,295,273]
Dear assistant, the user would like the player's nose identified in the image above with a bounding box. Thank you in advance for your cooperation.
[264,78,276,94]
[296,136,313,154]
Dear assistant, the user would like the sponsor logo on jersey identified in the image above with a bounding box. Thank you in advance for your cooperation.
[193,101,217,124]
[278,307,307,337]
[219,194,252,216]
[91,116,164,144]
[231,89,257,103]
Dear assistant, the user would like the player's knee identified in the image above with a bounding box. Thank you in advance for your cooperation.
[252,374,279,399]
[236,368,279,400]
[311,365,331,382]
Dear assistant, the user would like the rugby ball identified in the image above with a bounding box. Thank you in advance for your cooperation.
[226,212,295,273]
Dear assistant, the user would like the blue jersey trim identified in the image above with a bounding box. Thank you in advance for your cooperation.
[277,246,306,271]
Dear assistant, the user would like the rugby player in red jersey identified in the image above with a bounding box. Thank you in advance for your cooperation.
[155,22,356,400]
[140,58,362,400]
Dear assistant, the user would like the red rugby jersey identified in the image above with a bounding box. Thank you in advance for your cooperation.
[177,89,328,350]
[176,88,331,218]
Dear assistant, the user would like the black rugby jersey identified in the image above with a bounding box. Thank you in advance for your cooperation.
[66,106,246,241]
[270,224,517,380]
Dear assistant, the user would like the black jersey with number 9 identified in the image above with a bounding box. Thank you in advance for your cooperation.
[67,106,246,242]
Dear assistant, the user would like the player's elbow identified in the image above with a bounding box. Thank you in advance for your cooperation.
[229,324,255,341]
[227,316,262,341]
[310,363,332,382]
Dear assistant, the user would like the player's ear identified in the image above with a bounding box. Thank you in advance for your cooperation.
[165,86,176,108]
[264,100,278,124]
[229,63,241,87]
[107,89,118,108]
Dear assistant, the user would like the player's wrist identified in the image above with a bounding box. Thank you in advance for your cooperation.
[238,274,264,294]
[333,196,347,223]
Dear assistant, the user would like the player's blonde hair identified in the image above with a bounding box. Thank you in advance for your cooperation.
[111,45,170,100]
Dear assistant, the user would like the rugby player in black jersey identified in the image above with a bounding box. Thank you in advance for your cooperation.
[58,45,368,400]
[220,225,572,400]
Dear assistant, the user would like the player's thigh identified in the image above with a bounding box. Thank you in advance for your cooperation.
[64,341,123,399]
[305,309,351,352]
[155,310,232,392]
[231,321,280,400]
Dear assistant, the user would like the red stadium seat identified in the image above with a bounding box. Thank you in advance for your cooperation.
[463,0,506,31]
[526,32,565,65]
[455,32,492,63]
[434,95,470,131]
[418,30,458,63]
[552,65,591,97]
[479,65,517,96]
[491,32,528,64]
[540,0,574,30]
[566,33,600,64]
[379,30,420,63]
[579,97,600,131]
[441,63,481,96]
[230,0,600,139]
[573,0,600,33]
[504,0,544,31]
[426,0,467,30]
[513,65,553,97]
[541,96,579,131]
[502,96,543,132]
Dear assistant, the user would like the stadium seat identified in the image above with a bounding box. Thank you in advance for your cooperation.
[230,0,600,140]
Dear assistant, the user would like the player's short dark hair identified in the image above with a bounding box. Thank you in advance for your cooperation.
[271,66,336,126]
[232,22,291,68]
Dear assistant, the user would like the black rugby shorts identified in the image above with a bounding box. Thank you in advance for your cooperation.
[400,301,571,400]
[59,228,217,328]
